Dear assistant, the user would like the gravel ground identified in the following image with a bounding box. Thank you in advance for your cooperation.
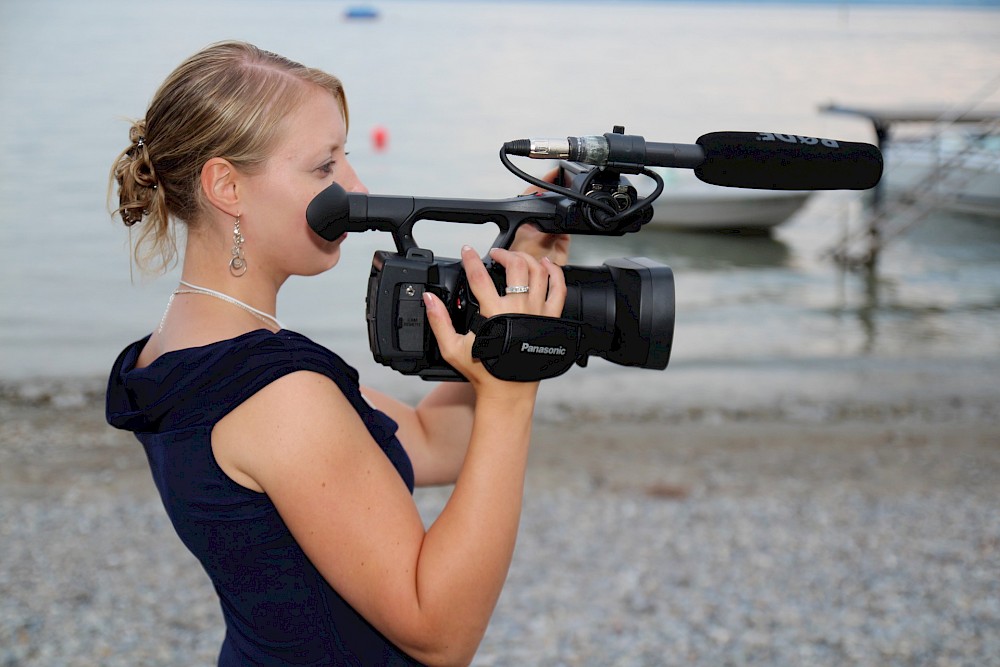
[1,377,998,667]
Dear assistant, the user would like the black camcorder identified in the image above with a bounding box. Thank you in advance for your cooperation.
[307,126,882,382]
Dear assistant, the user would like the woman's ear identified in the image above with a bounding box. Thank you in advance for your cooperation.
[200,157,240,215]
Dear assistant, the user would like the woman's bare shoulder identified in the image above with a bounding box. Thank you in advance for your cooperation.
[212,369,360,491]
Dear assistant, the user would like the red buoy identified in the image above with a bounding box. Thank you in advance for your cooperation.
[371,125,388,151]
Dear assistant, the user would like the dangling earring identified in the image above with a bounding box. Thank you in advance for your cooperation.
[229,215,247,277]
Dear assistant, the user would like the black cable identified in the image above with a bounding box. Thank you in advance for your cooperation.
[499,146,618,217]
[499,145,665,230]
[619,167,664,226]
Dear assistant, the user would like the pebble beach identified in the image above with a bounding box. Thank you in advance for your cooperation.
[2,369,998,667]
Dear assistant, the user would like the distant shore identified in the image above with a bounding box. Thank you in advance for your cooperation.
[2,370,998,665]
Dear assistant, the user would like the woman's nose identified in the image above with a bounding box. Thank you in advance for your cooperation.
[343,162,368,194]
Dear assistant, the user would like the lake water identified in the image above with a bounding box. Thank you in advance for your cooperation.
[1,0,999,412]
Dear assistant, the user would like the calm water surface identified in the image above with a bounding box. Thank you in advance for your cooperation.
[1,0,999,409]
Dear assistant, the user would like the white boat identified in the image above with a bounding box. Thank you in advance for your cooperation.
[820,103,1000,220]
[631,169,812,233]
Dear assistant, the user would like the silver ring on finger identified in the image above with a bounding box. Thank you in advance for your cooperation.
[505,285,530,295]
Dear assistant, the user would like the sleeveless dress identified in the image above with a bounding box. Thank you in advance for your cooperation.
[105,329,423,666]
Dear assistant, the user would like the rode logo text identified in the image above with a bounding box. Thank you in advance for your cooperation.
[757,133,839,148]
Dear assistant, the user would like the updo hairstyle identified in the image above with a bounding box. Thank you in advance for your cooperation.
[110,41,348,273]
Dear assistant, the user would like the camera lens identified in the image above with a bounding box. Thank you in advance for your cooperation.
[561,257,674,370]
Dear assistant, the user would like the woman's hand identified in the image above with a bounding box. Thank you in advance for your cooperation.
[509,222,570,267]
[423,245,566,392]
[511,167,571,266]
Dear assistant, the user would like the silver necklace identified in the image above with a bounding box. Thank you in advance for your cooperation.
[159,280,285,333]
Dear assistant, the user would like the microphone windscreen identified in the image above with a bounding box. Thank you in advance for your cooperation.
[306,182,350,240]
[695,132,883,190]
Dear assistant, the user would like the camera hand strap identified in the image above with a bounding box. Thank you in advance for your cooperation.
[469,313,583,381]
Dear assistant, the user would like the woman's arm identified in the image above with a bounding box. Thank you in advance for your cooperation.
[214,246,566,666]
[363,382,476,487]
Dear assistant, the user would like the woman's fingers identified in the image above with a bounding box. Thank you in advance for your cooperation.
[461,244,567,319]
[509,223,571,266]
[461,245,503,312]
[519,167,560,196]
[489,248,536,310]
[422,291,463,360]
[541,256,567,317]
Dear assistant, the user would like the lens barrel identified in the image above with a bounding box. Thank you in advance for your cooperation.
[560,257,675,370]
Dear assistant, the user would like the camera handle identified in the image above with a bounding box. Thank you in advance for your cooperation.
[380,193,568,255]
[388,160,665,252]
[305,177,577,255]
[306,183,663,257]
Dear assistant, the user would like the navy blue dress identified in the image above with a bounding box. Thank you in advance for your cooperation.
[106,329,423,666]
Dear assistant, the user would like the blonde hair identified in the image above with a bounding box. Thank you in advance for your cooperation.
[110,41,348,274]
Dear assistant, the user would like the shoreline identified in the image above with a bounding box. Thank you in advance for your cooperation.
[2,373,999,665]
[6,349,1000,421]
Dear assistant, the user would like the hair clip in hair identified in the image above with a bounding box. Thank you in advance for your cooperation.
[122,208,143,227]
[136,137,145,148]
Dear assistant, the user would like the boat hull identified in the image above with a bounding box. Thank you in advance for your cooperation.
[631,171,811,233]
[647,187,811,232]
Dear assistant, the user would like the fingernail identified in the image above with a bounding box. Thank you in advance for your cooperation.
[462,245,473,253]
[422,292,435,310]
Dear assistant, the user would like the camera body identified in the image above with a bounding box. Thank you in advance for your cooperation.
[366,247,675,381]
[365,248,468,380]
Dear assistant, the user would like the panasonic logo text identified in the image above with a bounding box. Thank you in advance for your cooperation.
[520,342,567,356]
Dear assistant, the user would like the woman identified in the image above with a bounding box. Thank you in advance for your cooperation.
[106,41,568,666]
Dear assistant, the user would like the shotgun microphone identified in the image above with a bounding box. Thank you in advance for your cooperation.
[504,130,883,191]
[694,131,883,191]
